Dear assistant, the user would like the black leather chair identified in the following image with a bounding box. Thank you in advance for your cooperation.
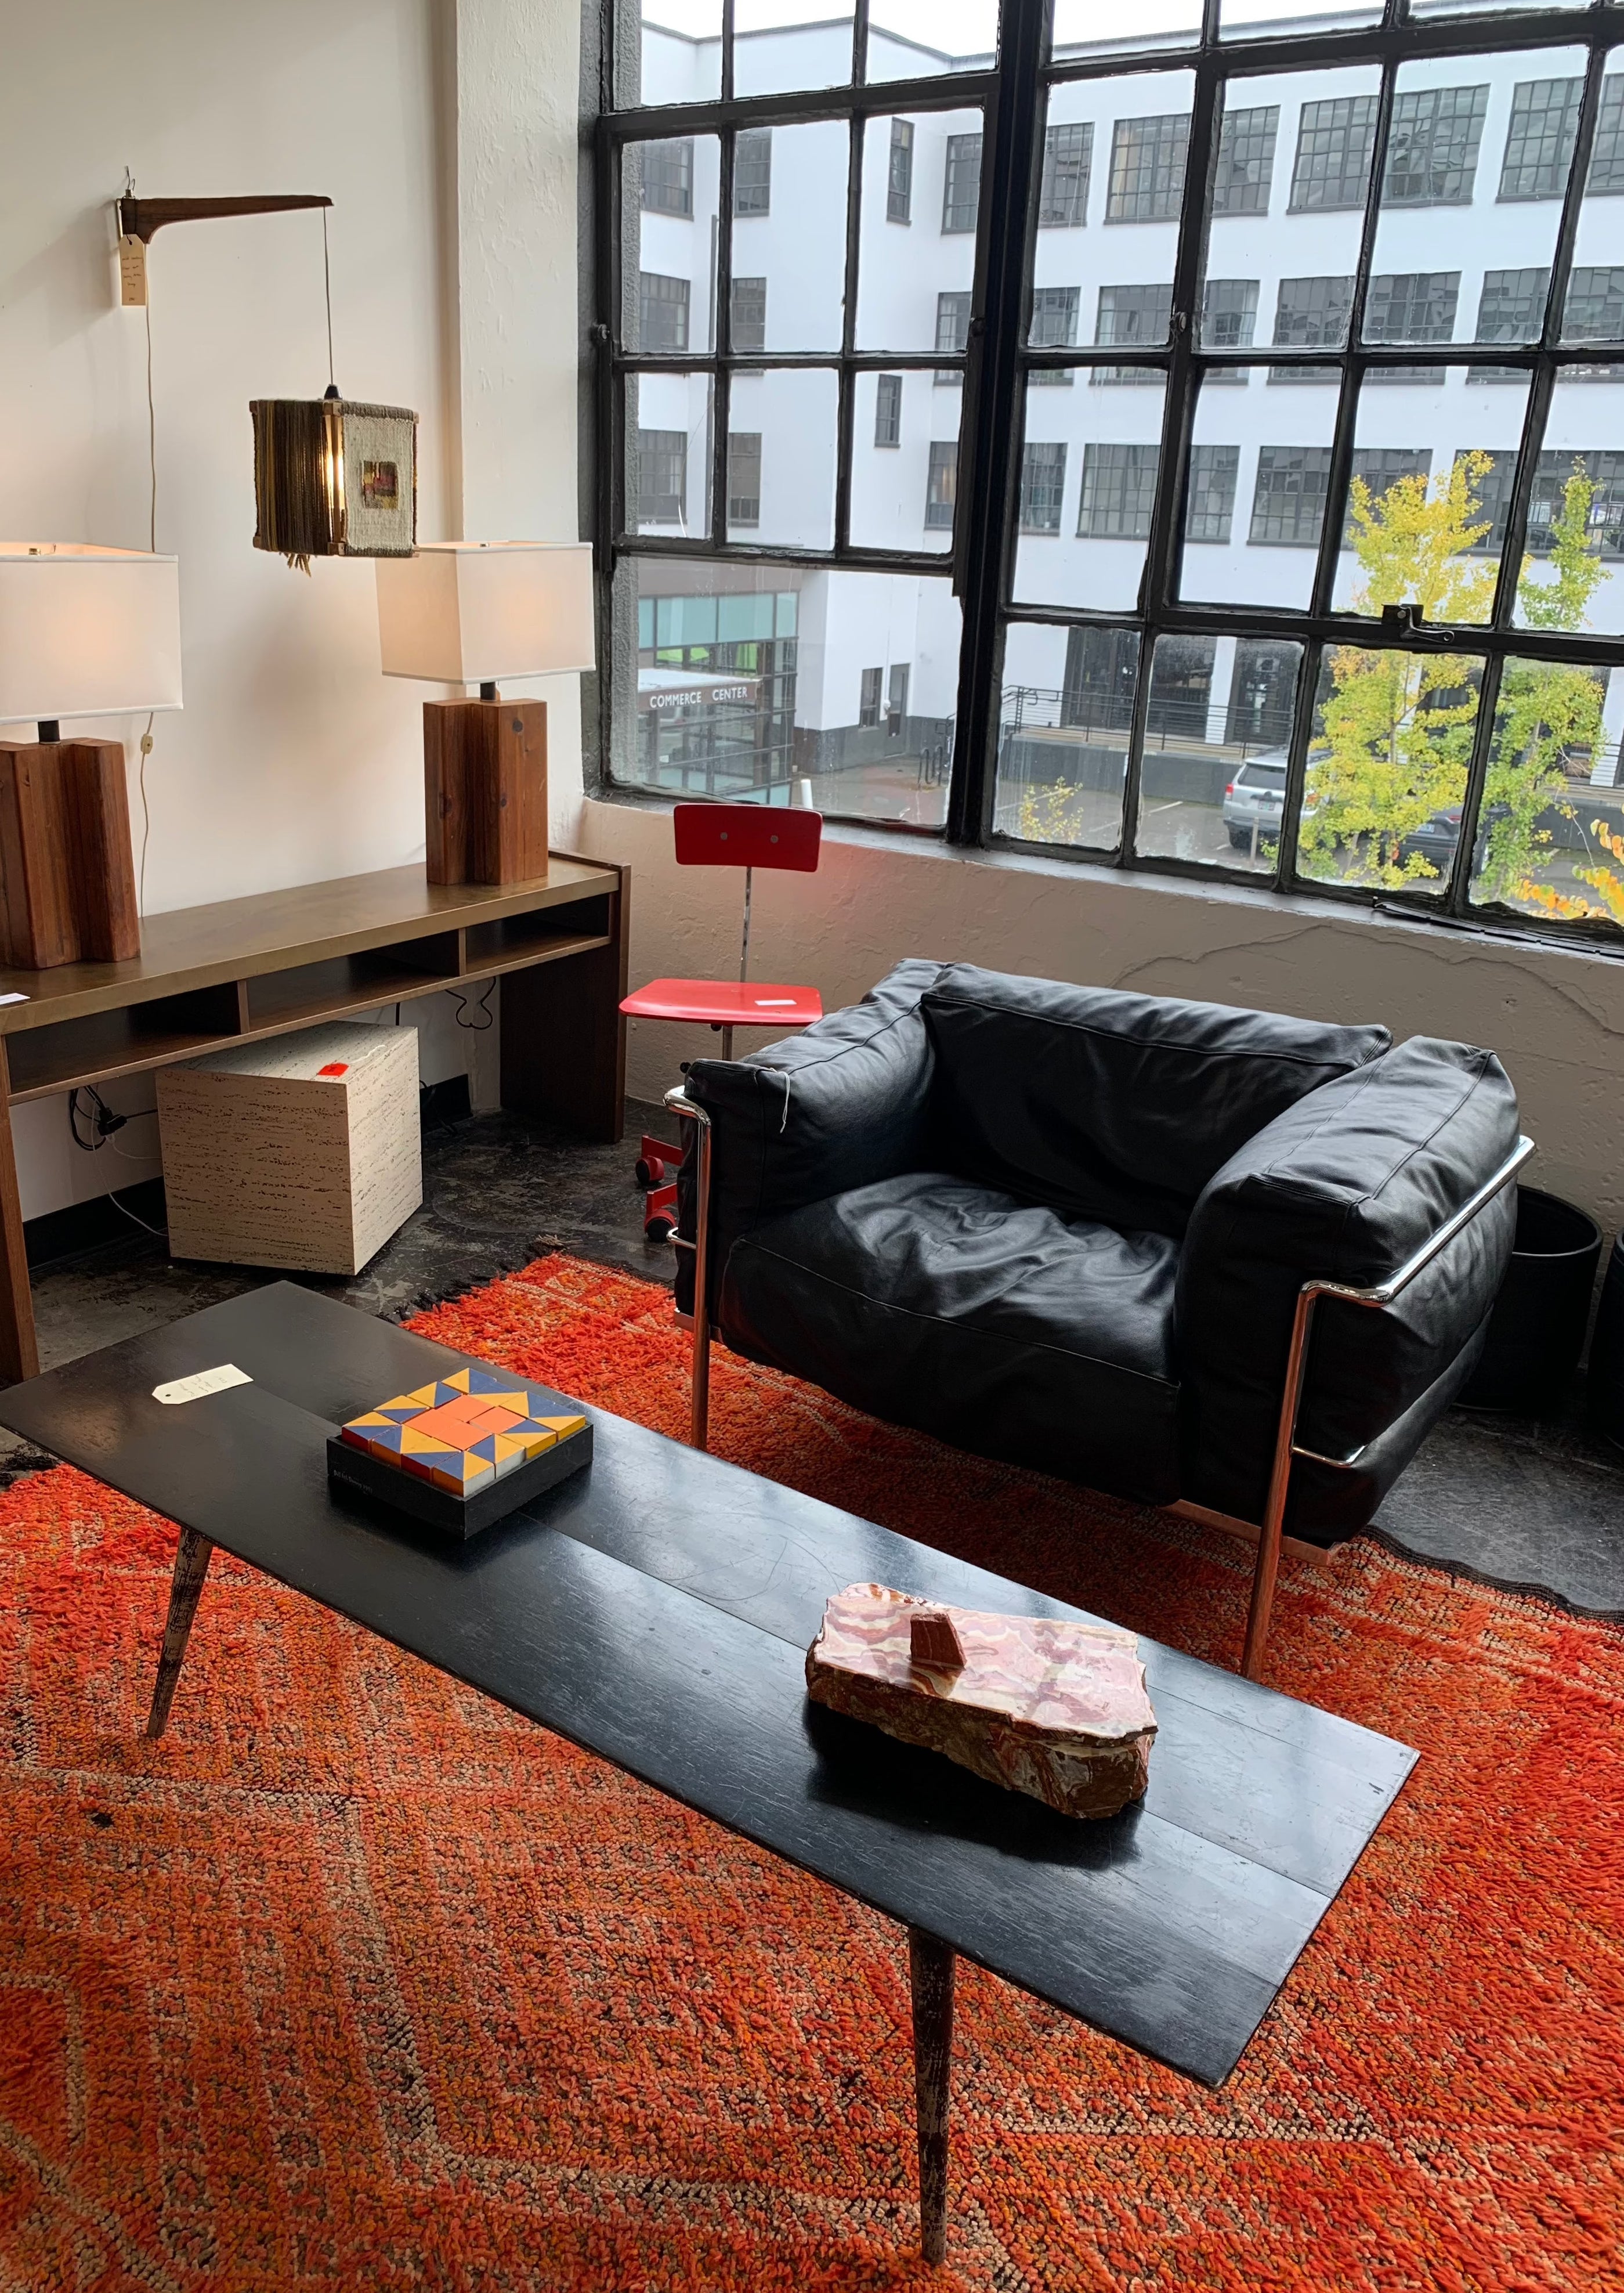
[667,962,1529,1674]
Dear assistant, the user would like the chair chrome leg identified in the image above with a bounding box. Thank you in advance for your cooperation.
[664,1087,714,1453]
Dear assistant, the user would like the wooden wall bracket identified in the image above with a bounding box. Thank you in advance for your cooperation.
[115,195,332,244]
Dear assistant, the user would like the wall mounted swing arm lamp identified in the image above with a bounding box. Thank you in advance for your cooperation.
[115,187,418,571]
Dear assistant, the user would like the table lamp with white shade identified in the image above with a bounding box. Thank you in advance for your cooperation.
[375,542,595,885]
[0,546,183,969]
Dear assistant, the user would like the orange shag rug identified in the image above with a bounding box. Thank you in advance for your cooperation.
[2,1253,1621,2293]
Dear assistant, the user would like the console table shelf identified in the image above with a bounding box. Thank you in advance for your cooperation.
[0,855,629,1381]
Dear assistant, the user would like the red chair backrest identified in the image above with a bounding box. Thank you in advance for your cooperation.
[672,803,822,872]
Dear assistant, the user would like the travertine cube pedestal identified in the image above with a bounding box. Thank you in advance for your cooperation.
[158,1023,421,1274]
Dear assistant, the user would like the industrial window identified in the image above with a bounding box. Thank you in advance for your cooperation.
[637,272,689,352]
[1475,267,1551,344]
[1105,113,1189,222]
[1211,105,1278,216]
[601,0,1624,948]
[935,290,971,382]
[635,429,687,525]
[1030,284,1079,382]
[1499,78,1582,201]
[1269,274,1353,382]
[1184,445,1240,544]
[1527,450,1624,556]
[1381,85,1488,206]
[1202,277,1259,370]
[925,439,959,529]
[1562,266,1624,344]
[730,277,766,353]
[942,133,982,233]
[1038,122,1092,226]
[1094,282,1172,381]
[726,434,761,527]
[1079,443,1160,539]
[1590,77,1624,194]
[1289,94,1377,212]
[1019,441,1067,533]
[641,139,693,216]
[1249,446,1333,545]
[888,120,914,222]
[733,129,771,216]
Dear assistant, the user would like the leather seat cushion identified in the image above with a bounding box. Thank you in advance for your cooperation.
[718,1172,1182,1505]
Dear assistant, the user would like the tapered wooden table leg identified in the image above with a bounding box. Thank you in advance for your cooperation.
[909,1927,955,2267]
[145,1527,215,1739]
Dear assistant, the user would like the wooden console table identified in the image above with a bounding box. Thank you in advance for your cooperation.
[0,853,629,1384]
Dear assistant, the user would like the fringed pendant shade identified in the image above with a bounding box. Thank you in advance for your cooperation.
[251,388,417,571]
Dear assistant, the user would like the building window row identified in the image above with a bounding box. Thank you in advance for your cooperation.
[1004,439,1624,551]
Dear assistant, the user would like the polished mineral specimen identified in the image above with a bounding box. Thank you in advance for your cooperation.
[805,1583,1156,1819]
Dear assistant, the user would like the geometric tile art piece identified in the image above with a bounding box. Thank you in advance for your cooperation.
[330,1359,591,1538]
[339,1363,588,1498]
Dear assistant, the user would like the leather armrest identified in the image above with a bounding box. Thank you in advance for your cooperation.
[1175,1037,1519,1529]
[675,958,945,1319]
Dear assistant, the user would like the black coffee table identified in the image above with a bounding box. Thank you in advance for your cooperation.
[0,1283,1415,2266]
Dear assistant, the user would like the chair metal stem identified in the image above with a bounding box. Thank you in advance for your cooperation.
[1241,1132,1533,1680]
[664,1085,713,1451]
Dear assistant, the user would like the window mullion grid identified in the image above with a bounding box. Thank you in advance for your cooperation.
[1438,649,1507,915]
[1268,638,1324,890]
[1307,55,1396,622]
[721,0,735,103]
[1123,59,1224,866]
[1488,42,1609,637]
[713,128,736,545]
[948,0,1048,846]
[834,115,865,554]
[852,0,870,89]
[596,126,620,573]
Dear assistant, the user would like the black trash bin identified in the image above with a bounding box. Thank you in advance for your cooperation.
[1585,1232,1624,1453]
[1458,1186,1603,1415]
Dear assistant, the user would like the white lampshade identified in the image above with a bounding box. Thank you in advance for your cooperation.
[0,545,183,725]
[375,541,595,685]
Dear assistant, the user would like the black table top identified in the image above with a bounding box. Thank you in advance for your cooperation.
[0,1283,1415,2088]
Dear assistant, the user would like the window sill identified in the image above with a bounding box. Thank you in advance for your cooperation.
[586,786,1624,971]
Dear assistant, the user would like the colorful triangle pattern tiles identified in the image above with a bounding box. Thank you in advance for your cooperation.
[339,1364,587,1497]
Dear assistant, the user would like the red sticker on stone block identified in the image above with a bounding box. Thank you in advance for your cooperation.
[318,1062,349,1077]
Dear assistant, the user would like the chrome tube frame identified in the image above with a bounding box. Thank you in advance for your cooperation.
[1239,1133,1534,1680]
[664,1085,713,1450]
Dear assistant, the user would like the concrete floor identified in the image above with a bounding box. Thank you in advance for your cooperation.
[8,1097,1622,1619]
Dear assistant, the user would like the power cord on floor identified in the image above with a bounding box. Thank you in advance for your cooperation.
[67,1088,168,1238]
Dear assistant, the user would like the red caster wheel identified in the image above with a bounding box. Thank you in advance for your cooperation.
[645,1211,677,1243]
[635,1133,684,1190]
[643,1179,678,1244]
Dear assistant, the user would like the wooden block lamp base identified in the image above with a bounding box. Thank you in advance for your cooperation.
[0,736,140,970]
[424,695,549,886]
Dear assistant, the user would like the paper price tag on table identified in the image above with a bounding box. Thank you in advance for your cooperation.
[153,1364,254,1406]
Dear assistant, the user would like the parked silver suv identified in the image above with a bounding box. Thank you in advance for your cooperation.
[1221,750,1289,852]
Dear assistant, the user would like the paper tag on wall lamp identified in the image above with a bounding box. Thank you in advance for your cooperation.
[118,235,148,306]
[153,1364,253,1406]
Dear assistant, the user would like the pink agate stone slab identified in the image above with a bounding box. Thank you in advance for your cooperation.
[805,1583,1157,1819]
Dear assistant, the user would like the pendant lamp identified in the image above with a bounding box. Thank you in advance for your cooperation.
[251,386,418,572]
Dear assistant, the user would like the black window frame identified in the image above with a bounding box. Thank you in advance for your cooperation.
[595,0,1624,956]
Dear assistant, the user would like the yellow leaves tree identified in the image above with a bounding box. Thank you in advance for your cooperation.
[1299,449,1623,924]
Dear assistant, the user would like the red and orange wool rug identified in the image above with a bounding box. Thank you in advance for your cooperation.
[2,1252,1621,2292]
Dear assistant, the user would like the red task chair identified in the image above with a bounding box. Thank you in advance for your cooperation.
[621,803,823,1241]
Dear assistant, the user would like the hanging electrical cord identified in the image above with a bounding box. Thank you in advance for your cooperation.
[129,165,160,917]
[321,206,337,390]
[448,982,497,1032]
[67,1089,167,1238]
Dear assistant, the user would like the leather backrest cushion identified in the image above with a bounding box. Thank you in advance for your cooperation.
[920,964,1391,1236]
[1175,1036,1519,1525]
[677,956,944,1317]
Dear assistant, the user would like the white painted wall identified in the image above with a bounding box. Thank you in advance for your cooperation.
[584,795,1624,1240]
[0,0,585,1218]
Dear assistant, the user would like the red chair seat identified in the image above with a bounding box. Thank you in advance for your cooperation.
[620,978,823,1028]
